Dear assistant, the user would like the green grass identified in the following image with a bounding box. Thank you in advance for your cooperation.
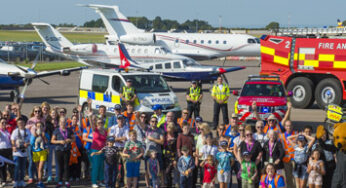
[16,61,86,71]
[0,30,106,43]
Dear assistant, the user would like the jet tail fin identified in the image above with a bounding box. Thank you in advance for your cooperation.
[118,43,142,69]
[82,4,141,39]
[32,23,73,52]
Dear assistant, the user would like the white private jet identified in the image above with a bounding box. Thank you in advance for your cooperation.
[32,23,197,68]
[84,4,261,60]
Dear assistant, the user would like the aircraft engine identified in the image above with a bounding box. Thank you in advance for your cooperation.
[67,44,98,54]
[119,34,156,45]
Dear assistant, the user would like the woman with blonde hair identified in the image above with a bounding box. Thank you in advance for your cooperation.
[40,102,51,120]
[163,122,178,187]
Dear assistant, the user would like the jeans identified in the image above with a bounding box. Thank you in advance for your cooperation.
[104,161,117,188]
[45,144,59,178]
[56,150,70,182]
[212,102,229,128]
[0,148,13,182]
[27,147,37,179]
[13,156,26,181]
[180,175,193,188]
[91,149,104,184]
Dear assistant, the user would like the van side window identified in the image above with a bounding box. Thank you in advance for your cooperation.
[112,76,123,92]
[92,74,109,93]
[173,61,181,68]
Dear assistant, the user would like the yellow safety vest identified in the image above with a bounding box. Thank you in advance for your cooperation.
[211,83,230,103]
[188,87,201,102]
[122,86,135,101]
[152,114,166,128]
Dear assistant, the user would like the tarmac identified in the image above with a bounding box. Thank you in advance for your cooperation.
[0,60,325,187]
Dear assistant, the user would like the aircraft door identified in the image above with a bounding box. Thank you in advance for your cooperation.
[174,38,180,48]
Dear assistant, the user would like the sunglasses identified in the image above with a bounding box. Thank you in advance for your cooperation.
[246,133,253,136]
[239,129,245,132]
[151,120,158,123]
[34,110,41,113]
[256,126,264,129]
[140,116,146,118]
[73,111,78,113]
[183,112,188,114]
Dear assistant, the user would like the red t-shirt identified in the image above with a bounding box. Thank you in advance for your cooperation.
[203,163,217,183]
[6,119,17,134]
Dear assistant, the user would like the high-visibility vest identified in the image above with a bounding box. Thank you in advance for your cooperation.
[123,111,136,130]
[211,83,230,103]
[280,131,297,163]
[69,142,81,165]
[122,86,135,101]
[152,114,166,128]
[263,123,282,134]
[81,118,89,131]
[188,87,201,102]
[83,126,92,148]
[177,118,195,129]
[260,174,283,188]
[68,124,84,146]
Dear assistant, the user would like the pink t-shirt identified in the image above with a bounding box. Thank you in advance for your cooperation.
[91,128,107,150]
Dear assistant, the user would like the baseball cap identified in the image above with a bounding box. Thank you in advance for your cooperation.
[107,136,115,142]
[242,151,251,156]
[117,114,125,119]
[231,113,238,118]
[181,146,189,152]
[152,104,163,110]
[267,114,277,121]
[126,79,132,82]
[220,141,228,147]
[297,135,306,141]
[114,104,122,110]
[192,80,197,84]
[195,116,203,122]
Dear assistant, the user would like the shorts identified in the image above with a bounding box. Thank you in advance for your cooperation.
[126,161,140,178]
[202,183,214,188]
[308,174,323,185]
[293,164,308,180]
[217,170,230,183]
[32,150,48,163]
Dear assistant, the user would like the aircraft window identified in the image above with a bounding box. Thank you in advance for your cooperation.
[173,61,181,68]
[112,76,124,92]
[165,62,171,69]
[149,66,153,70]
[247,38,256,44]
[175,39,179,43]
[201,40,204,44]
[107,41,117,45]
[193,40,197,44]
[182,58,201,66]
[208,40,212,44]
[137,49,141,54]
[144,49,148,54]
[185,40,189,44]
[223,41,227,44]
[155,64,163,69]
[92,74,109,93]
[255,38,260,43]
[215,40,219,44]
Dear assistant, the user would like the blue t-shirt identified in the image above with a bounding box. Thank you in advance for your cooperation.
[216,151,234,171]
[294,145,308,164]
[82,127,93,150]
[260,175,285,188]
[30,133,49,152]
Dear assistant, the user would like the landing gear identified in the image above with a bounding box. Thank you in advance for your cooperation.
[10,88,19,103]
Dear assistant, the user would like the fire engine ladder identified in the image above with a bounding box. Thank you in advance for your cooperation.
[276,27,346,36]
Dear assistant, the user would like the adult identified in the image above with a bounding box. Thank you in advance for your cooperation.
[2,110,17,134]
[68,115,84,181]
[263,130,285,174]
[259,163,285,188]
[51,117,75,188]
[211,76,230,128]
[90,118,107,188]
[161,111,179,133]
[133,112,148,143]
[195,123,212,185]
[216,124,229,143]
[26,106,45,184]
[10,103,28,124]
[123,103,136,130]
[186,80,203,119]
[11,117,31,188]
[40,101,51,120]
[163,123,178,187]
[87,99,110,129]
[177,109,195,130]
[253,120,268,147]
[0,118,12,187]
[224,113,239,138]
[45,109,59,182]
[152,104,166,128]
[120,79,137,106]
[107,104,123,128]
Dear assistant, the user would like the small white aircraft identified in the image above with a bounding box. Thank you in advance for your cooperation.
[0,53,86,102]
[32,23,196,68]
[84,4,261,60]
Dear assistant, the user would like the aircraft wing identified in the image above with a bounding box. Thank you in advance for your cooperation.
[34,66,88,78]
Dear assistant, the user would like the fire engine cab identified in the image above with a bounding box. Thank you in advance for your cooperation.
[260,35,346,109]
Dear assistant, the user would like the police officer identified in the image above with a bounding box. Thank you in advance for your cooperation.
[211,76,230,128]
[186,80,203,119]
[120,79,137,107]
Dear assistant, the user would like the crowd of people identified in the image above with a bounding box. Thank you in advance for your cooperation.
[0,77,340,188]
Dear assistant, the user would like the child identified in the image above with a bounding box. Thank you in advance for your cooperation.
[177,146,195,188]
[288,133,315,188]
[307,149,325,188]
[199,135,218,160]
[215,140,234,188]
[91,136,119,188]
[146,150,160,188]
[122,130,144,188]
[200,155,217,188]
[34,125,45,150]
[236,151,257,188]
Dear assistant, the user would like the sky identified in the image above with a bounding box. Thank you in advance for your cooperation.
[0,0,345,28]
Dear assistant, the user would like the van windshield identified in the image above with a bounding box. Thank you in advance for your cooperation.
[241,83,285,97]
[123,75,170,93]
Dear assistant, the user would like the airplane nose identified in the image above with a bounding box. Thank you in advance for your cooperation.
[218,68,226,74]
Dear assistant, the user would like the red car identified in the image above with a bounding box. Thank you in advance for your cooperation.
[234,75,288,123]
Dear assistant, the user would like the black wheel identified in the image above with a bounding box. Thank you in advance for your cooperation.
[287,77,314,109]
[315,78,342,108]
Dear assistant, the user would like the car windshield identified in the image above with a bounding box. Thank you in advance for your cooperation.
[123,75,170,93]
[241,83,285,97]
[182,58,200,67]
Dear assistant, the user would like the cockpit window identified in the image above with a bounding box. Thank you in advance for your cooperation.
[247,38,256,44]
[160,47,169,54]
[182,59,201,67]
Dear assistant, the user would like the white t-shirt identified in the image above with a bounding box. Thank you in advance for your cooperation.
[108,124,129,148]
[254,133,268,147]
[218,84,223,91]
[233,136,244,147]
[200,145,218,160]
[11,128,31,157]
[0,130,11,149]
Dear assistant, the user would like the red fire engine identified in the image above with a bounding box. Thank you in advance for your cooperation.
[260,35,346,109]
